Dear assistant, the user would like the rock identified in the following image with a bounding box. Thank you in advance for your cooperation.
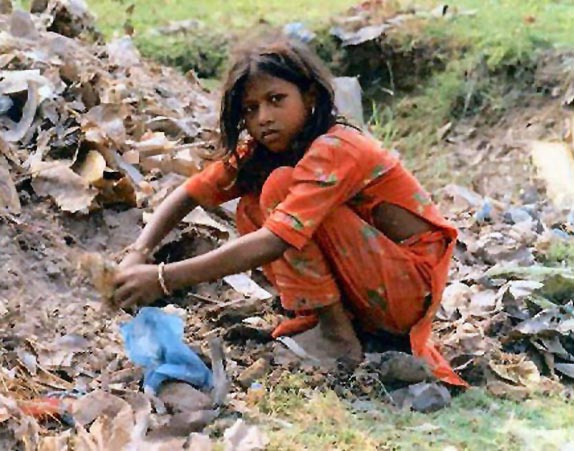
[238,358,270,389]
[158,382,212,414]
[390,382,451,413]
[148,409,218,438]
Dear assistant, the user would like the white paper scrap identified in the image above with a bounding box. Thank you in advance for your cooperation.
[223,273,273,301]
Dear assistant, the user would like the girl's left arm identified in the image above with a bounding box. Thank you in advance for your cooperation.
[167,228,288,289]
[113,228,289,309]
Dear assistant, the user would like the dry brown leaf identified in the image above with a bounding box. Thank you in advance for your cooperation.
[468,289,501,317]
[31,162,97,213]
[0,157,21,214]
[77,150,106,184]
[3,81,41,143]
[82,104,127,147]
[223,419,268,451]
[78,253,118,303]
[71,390,131,427]
[186,433,213,451]
[107,37,141,68]
[37,430,71,451]
[93,174,137,207]
[438,282,472,320]
[489,353,541,387]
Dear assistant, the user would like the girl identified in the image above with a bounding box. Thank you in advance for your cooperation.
[114,39,467,386]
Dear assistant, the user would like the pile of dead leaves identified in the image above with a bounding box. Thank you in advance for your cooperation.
[0,0,217,217]
[434,183,574,398]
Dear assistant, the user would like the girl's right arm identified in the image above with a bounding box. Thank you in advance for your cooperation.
[120,185,197,268]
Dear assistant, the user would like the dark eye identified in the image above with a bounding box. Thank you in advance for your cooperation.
[243,104,257,115]
[270,94,285,104]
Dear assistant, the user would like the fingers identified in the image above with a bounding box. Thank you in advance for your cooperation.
[114,268,130,286]
[120,293,141,310]
[113,282,133,304]
[110,264,158,310]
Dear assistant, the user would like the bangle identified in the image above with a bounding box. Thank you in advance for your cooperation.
[157,262,172,296]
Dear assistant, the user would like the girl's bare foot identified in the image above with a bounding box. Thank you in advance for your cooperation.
[289,302,362,366]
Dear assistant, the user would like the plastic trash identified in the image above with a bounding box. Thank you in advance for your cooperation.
[283,22,316,43]
[333,77,365,127]
[552,229,571,240]
[120,307,213,394]
[474,198,493,223]
[503,207,533,225]
[0,95,13,115]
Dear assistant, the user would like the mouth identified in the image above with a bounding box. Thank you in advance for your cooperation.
[261,130,280,142]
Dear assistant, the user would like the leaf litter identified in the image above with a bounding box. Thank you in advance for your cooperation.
[0,0,574,449]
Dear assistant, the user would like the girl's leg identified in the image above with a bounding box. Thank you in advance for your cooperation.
[235,192,320,337]
[259,167,430,334]
[236,193,278,288]
[258,168,464,384]
[260,168,362,363]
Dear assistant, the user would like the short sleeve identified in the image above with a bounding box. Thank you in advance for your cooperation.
[183,159,240,208]
[264,135,367,250]
[183,140,257,208]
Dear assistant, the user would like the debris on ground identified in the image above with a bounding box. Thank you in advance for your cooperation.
[1,0,574,449]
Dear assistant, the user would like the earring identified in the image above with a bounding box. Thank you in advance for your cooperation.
[311,106,316,116]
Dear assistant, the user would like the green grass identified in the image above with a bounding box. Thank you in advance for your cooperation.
[256,374,574,450]
[542,240,574,267]
[86,0,358,37]
[83,0,357,77]
[364,0,574,185]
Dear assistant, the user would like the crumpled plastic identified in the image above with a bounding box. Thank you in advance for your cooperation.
[120,307,213,394]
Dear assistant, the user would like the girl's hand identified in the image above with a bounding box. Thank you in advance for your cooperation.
[119,250,147,269]
[113,264,163,309]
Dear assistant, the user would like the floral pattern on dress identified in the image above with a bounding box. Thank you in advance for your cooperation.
[317,172,339,187]
[413,191,432,214]
[361,225,383,253]
[366,284,387,310]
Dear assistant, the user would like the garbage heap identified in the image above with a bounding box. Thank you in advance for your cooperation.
[0,0,218,217]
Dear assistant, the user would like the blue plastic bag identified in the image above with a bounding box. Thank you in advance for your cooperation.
[120,307,213,394]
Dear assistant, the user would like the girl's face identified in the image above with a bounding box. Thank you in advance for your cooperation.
[242,73,314,153]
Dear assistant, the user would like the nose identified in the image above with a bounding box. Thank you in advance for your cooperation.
[257,103,273,126]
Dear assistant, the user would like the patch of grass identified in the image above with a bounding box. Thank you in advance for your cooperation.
[82,0,357,78]
[366,0,574,182]
[86,0,357,37]
[542,240,574,267]
[136,28,230,78]
[259,374,574,450]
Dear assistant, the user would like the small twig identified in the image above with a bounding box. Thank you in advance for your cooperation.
[188,292,225,305]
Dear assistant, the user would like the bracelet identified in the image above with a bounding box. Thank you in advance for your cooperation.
[157,262,172,296]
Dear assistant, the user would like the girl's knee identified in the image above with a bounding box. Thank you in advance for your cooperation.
[236,194,262,235]
[260,166,294,213]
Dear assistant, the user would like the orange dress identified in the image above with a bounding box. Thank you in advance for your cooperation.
[185,125,467,386]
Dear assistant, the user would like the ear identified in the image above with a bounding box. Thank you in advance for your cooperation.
[303,85,318,111]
